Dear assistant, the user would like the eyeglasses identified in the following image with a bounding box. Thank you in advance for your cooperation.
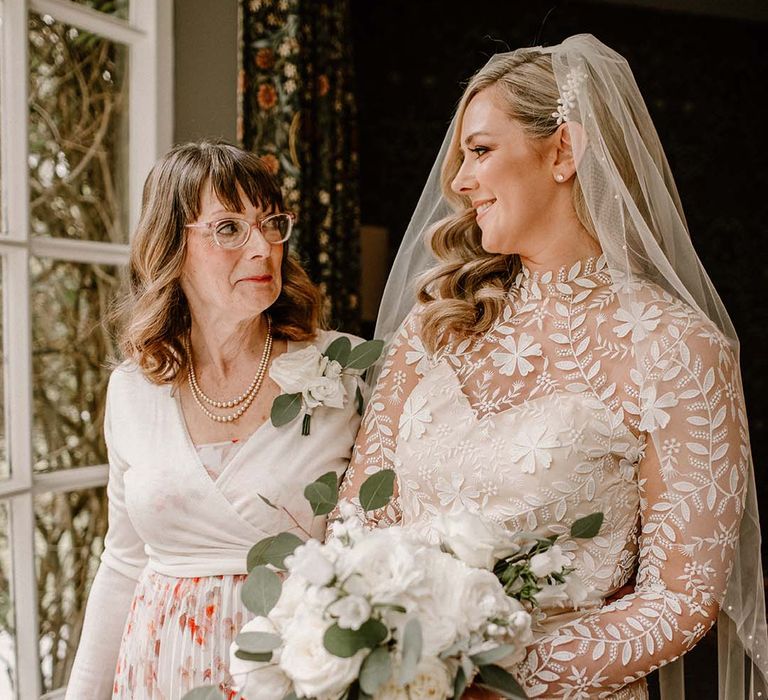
[184,212,296,249]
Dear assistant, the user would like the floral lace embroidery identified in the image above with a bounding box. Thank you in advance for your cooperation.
[338,255,748,697]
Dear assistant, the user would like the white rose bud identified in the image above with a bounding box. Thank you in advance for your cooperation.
[285,539,335,587]
[338,499,358,520]
[328,594,372,631]
[529,545,571,578]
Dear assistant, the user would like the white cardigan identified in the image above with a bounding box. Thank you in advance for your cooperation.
[66,330,363,698]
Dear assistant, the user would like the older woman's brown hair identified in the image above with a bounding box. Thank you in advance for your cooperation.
[114,141,323,384]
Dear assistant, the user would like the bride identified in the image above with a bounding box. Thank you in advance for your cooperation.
[339,35,768,698]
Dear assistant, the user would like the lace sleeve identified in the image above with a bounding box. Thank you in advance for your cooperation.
[336,309,428,527]
[512,325,749,697]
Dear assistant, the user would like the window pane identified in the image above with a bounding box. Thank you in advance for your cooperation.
[31,258,121,473]
[69,0,130,21]
[29,13,129,243]
[35,487,107,693]
[0,501,17,699]
[0,259,7,480]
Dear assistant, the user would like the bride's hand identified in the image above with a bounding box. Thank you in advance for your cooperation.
[462,686,502,699]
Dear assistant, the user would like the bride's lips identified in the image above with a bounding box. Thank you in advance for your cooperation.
[473,198,496,222]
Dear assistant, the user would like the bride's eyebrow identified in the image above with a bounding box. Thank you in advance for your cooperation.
[463,131,492,147]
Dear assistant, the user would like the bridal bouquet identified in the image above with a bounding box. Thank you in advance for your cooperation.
[183,471,602,700]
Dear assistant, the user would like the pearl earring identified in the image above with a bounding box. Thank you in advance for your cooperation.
[555,173,565,182]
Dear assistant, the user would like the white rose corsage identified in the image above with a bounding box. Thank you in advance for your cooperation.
[269,336,383,435]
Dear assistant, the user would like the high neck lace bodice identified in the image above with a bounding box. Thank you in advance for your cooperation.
[513,254,611,299]
[340,269,748,698]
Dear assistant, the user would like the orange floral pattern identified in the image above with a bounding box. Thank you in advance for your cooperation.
[112,571,250,699]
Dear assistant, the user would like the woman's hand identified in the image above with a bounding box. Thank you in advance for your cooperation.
[462,685,503,699]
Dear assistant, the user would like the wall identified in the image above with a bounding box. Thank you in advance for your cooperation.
[173,0,239,144]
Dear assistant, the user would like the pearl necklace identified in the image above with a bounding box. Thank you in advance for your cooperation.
[186,319,273,423]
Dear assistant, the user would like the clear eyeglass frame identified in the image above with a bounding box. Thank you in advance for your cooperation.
[184,212,296,249]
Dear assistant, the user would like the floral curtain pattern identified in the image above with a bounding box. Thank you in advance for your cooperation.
[240,0,361,333]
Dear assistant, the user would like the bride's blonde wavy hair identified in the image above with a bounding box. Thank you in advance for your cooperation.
[113,141,323,384]
[417,50,598,351]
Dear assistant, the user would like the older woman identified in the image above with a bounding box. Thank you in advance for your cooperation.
[67,142,363,698]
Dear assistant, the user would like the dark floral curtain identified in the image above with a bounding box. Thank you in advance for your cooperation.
[239,0,361,333]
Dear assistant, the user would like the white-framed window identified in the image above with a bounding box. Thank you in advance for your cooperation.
[0,1,172,696]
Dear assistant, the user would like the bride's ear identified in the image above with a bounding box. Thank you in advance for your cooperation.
[551,122,588,182]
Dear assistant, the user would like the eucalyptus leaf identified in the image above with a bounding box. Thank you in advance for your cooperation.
[346,340,385,370]
[470,644,518,666]
[325,336,352,365]
[247,537,275,572]
[570,512,604,539]
[257,493,278,509]
[258,532,304,571]
[181,687,225,700]
[323,619,388,658]
[359,646,392,695]
[399,618,422,685]
[271,392,303,427]
[304,480,338,516]
[241,565,282,616]
[234,649,272,663]
[453,666,468,699]
[477,664,527,699]
[235,631,281,654]
[316,471,340,492]
[359,470,395,512]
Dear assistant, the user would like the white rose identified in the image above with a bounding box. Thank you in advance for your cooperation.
[269,345,325,394]
[337,528,427,606]
[456,566,511,634]
[405,552,465,656]
[285,539,336,587]
[432,511,518,570]
[529,545,571,578]
[374,681,409,700]
[405,657,454,700]
[269,574,310,632]
[533,582,571,609]
[280,607,365,699]
[304,374,347,410]
[229,616,291,700]
[328,594,372,631]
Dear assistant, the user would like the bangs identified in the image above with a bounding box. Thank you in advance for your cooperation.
[172,142,284,222]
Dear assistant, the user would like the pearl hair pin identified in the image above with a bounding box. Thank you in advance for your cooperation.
[552,67,588,125]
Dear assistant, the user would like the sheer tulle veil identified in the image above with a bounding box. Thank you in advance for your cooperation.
[372,34,768,699]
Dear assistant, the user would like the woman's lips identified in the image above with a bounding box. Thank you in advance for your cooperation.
[239,275,273,283]
[475,199,496,222]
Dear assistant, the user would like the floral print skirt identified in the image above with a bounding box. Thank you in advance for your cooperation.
[112,570,251,699]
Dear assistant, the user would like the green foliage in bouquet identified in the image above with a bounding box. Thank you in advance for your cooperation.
[494,513,605,607]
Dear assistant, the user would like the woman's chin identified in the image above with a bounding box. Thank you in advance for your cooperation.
[480,231,515,255]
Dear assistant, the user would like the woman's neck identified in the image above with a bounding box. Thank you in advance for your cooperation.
[187,313,269,381]
[517,220,602,276]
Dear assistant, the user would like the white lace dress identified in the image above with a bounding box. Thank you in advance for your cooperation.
[340,255,748,699]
